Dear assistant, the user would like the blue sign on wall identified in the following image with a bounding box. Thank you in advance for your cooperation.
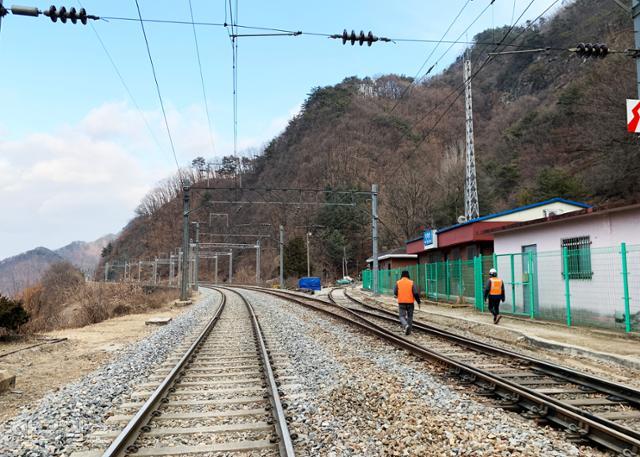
[423,230,434,248]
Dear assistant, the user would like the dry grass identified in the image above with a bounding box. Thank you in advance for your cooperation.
[22,281,178,333]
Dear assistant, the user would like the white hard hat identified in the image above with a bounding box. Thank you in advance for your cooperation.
[489,268,497,276]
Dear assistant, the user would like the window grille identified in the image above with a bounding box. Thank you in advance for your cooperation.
[561,236,593,280]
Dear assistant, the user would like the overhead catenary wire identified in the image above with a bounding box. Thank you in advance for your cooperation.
[97,15,567,50]
[75,0,165,156]
[187,0,216,158]
[387,0,473,114]
[133,0,182,180]
[387,0,503,115]
[380,0,557,186]
[234,0,239,160]
[225,0,240,180]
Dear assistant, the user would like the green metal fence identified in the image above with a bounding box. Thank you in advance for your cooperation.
[362,242,640,333]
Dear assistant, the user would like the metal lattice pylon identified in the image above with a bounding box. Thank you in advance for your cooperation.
[464,58,480,220]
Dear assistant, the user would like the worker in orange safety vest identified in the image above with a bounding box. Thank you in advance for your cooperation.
[393,270,421,335]
[484,268,505,324]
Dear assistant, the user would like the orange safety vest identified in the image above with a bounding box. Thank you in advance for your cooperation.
[489,277,503,295]
[396,277,415,304]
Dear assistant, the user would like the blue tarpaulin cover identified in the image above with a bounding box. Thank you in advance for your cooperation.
[298,277,321,291]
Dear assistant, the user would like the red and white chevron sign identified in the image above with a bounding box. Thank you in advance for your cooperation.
[627,99,640,133]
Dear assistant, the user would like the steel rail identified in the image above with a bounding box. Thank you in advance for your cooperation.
[216,286,296,457]
[332,288,640,443]
[337,288,640,411]
[239,286,640,456]
[102,292,226,456]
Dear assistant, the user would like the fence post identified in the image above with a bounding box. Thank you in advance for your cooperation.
[621,242,631,333]
[458,258,463,299]
[424,264,429,299]
[510,254,516,313]
[474,256,482,311]
[528,251,535,319]
[563,246,572,327]
[435,262,439,301]
[493,252,498,273]
[445,259,450,301]
[473,256,478,309]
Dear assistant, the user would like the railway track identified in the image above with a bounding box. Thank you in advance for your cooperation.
[237,285,640,456]
[76,288,295,457]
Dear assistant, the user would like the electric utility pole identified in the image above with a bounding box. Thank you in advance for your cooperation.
[192,222,200,291]
[612,1,640,97]
[464,57,480,220]
[633,1,640,98]
[180,179,191,302]
[306,232,312,277]
[371,184,379,296]
[256,239,261,285]
[279,225,285,289]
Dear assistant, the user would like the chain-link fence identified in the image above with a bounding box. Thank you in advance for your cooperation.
[362,242,640,333]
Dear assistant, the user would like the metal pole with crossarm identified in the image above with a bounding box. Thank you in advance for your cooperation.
[613,0,640,98]
[180,179,191,301]
[371,184,379,296]
[633,1,640,98]
[279,225,285,289]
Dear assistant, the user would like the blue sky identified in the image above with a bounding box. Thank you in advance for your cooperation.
[0,0,562,259]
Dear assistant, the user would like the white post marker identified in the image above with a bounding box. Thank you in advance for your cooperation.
[627,99,640,132]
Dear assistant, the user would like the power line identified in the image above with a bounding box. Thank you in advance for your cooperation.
[380,0,555,185]
[388,0,474,114]
[76,0,165,156]
[133,0,182,179]
[187,0,216,158]
[226,0,239,159]
[97,15,565,49]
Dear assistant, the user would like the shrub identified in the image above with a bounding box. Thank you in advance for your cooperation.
[0,295,30,332]
[41,262,85,304]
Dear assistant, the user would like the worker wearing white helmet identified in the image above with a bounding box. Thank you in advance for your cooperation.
[483,268,505,324]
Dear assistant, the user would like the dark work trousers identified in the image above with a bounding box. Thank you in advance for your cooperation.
[487,296,501,318]
[398,303,415,329]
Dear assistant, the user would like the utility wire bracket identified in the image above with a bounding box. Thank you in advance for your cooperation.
[488,47,550,56]
[231,31,302,38]
[626,48,640,58]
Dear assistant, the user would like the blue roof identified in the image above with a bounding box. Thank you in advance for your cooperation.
[437,198,591,234]
[405,198,591,243]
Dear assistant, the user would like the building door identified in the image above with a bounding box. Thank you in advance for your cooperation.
[522,244,538,316]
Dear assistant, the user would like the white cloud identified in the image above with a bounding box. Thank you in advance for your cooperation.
[0,103,170,259]
[0,101,299,259]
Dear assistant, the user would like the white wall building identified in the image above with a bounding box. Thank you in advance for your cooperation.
[491,203,640,329]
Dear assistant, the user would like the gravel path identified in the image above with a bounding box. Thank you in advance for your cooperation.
[241,289,607,457]
[0,289,221,457]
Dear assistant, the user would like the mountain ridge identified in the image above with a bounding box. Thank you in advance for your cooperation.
[101,0,639,281]
[0,234,116,296]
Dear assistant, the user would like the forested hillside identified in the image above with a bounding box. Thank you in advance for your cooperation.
[102,0,640,282]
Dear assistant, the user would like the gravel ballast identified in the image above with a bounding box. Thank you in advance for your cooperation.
[240,288,606,457]
[0,289,220,457]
